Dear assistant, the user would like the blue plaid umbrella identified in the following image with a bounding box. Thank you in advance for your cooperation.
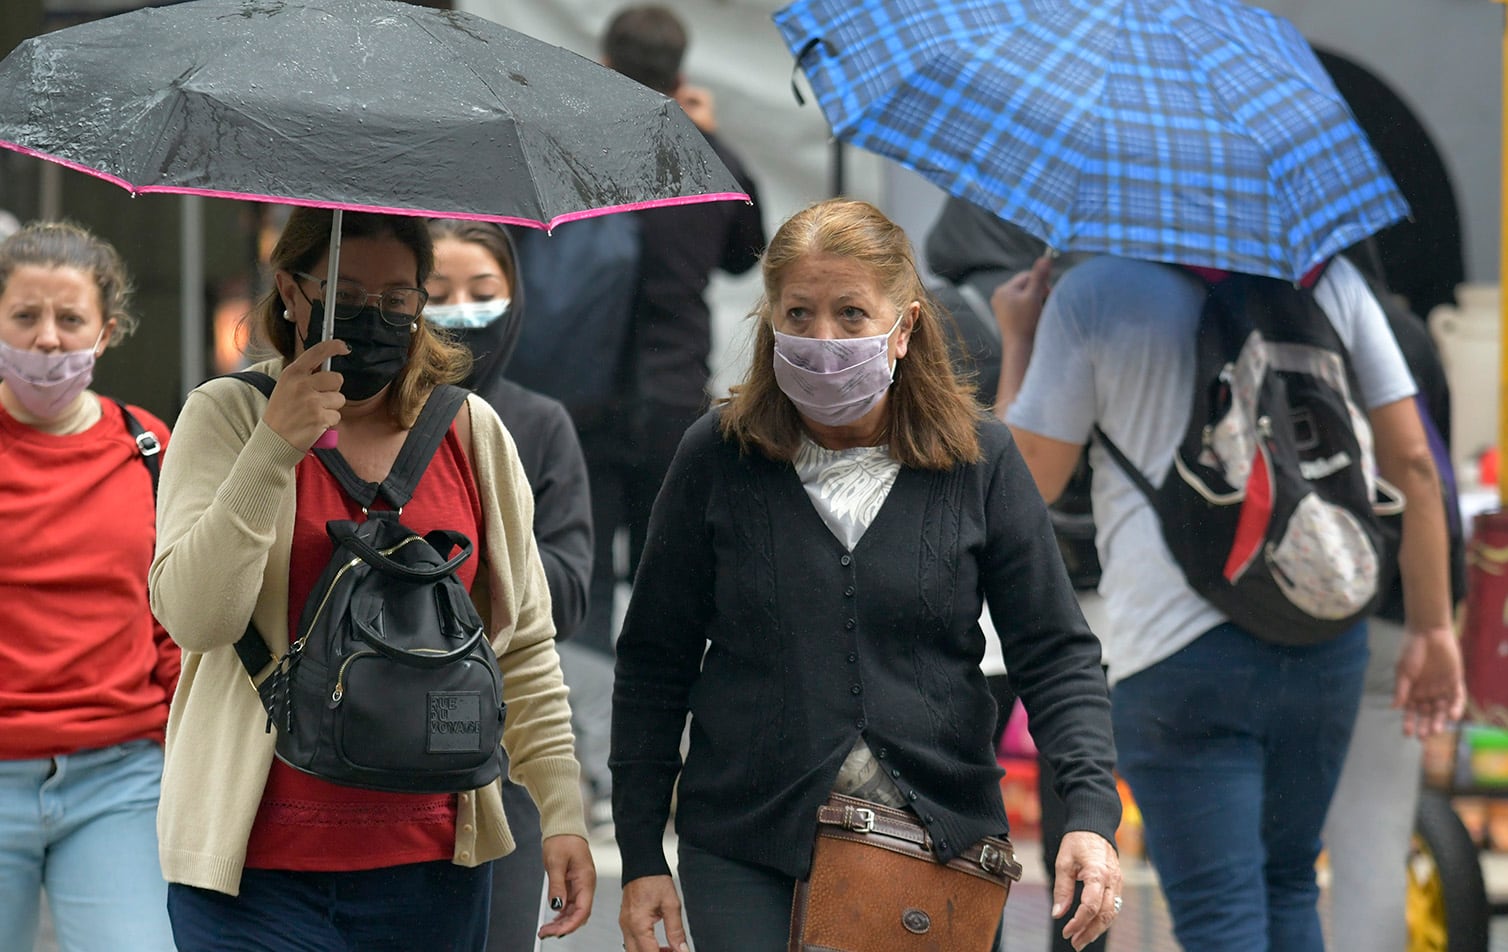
[772,0,1409,281]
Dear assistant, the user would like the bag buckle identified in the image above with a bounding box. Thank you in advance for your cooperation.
[979,842,1007,875]
[841,805,876,834]
[134,431,161,457]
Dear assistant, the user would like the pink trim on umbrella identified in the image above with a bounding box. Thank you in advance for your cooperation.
[0,139,751,232]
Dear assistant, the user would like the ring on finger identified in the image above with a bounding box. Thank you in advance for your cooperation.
[1113,896,1123,913]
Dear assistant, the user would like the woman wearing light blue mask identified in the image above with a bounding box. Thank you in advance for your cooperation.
[428,218,594,952]
[612,199,1122,952]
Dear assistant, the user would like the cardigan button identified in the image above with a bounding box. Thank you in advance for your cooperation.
[850,684,862,695]
[890,768,900,778]
[844,619,855,630]
[908,791,919,802]
[876,748,887,759]
[844,586,855,597]
[855,718,866,730]
[847,653,857,663]
[840,554,852,566]
[938,838,949,851]
[925,814,936,823]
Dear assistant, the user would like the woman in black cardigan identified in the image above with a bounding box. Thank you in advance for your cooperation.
[611,199,1121,952]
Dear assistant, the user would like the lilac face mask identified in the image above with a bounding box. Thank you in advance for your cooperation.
[0,328,104,419]
[772,312,905,426]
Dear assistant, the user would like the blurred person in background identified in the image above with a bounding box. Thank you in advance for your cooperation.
[1321,242,1467,952]
[427,217,593,952]
[0,220,178,951]
[568,4,767,830]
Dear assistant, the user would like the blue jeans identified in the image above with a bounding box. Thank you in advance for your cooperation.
[1112,621,1367,952]
[168,860,491,951]
[0,739,173,952]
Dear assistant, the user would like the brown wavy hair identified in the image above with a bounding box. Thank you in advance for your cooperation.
[0,220,138,344]
[719,199,982,469]
[252,208,470,428]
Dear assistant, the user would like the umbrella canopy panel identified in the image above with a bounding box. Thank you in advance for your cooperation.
[775,0,1409,281]
[0,0,746,228]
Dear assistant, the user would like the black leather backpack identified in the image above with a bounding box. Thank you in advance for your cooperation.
[229,372,505,793]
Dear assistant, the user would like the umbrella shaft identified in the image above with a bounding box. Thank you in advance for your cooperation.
[323,211,343,374]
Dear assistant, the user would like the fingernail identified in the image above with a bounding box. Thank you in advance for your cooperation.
[549,896,564,911]
[1052,903,1065,917]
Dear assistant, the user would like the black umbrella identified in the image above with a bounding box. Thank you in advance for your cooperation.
[0,0,748,444]
[0,0,746,227]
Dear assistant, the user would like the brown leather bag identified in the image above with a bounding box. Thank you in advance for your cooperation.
[788,793,1023,952]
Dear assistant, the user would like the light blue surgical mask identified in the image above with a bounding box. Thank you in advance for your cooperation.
[425,298,510,329]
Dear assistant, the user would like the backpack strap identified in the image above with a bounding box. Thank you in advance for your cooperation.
[217,374,470,690]
[208,372,282,685]
[1092,424,1159,504]
[313,384,469,510]
[223,370,277,398]
[112,399,163,497]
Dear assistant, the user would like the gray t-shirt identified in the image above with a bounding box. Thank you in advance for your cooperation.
[1007,255,1415,685]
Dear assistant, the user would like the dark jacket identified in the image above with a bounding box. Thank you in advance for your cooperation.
[450,229,593,640]
[924,196,1089,407]
[610,412,1120,882]
[630,131,765,411]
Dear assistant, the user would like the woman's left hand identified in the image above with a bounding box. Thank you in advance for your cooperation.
[536,834,597,939]
[1053,830,1123,951]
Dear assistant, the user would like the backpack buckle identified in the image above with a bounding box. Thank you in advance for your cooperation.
[134,431,161,458]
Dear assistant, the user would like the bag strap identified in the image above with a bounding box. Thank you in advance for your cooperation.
[314,384,469,509]
[1093,424,1158,504]
[223,369,277,398]
[113,399,163,497]
[207,373,281,685]
[218,373,470,687]
[220,371,468,508]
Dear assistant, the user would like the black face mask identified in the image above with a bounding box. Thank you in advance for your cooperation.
[302,302,413,401]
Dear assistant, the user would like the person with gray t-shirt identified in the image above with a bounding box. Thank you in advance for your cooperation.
[993,253,1462,952]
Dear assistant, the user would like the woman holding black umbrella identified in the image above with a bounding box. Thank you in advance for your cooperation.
[150,208,594,950]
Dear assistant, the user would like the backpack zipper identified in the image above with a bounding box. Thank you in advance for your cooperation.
[300,535,428,650]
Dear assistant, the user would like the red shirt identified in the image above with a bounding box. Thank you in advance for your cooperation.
[244,426,484,871]
[0,398,178,760]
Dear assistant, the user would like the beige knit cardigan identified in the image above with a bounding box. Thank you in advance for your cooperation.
[149,359,585,895]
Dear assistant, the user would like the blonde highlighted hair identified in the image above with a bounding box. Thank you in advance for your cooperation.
[719,198,982,469]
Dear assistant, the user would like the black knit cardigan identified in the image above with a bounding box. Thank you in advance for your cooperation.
[610,411,1121,882]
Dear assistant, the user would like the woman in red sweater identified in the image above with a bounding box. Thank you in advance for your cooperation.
[0,220,178,950]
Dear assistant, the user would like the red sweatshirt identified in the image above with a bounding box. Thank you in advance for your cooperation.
[0,397,179,759]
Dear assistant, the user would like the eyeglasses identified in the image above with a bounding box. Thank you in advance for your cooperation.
[293,272,428,326]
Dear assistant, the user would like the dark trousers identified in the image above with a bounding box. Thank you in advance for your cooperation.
[677,841,796,952]
[167,861,491,952]
[486,774,544,952]
[577,399,703,656]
